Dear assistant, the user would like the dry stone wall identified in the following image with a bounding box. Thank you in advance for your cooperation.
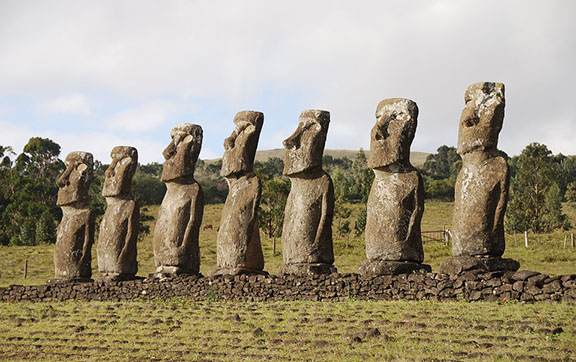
[2,270,575,303]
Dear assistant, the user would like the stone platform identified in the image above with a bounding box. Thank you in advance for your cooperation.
[2,270,575,304]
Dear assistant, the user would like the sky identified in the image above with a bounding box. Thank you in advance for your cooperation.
[1,0,575,164]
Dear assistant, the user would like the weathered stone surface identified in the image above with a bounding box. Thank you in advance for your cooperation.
[214,111,266,276]
[359,260,431,276]
[153,124,204,276]
[439,256,520,275]
[97,146,139,281]
[360,99,427,275]
[280,110,336,275]
[54,152,95,281]
[453,82,508,256]
[511,270,540,281]
[3,270,575,304]
[442,82,518,274]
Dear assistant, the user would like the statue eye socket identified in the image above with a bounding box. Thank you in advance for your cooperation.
[464,116,479,127]
[182,135,194,144]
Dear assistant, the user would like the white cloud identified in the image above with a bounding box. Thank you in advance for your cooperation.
[0,121,165,163]
[36,94,92,116]
[0,121,30,153]
[0,1,575,157]
[103,101,174,132]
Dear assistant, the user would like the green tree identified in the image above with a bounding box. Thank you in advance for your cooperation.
[331,169,351,202]
[0,145,15,245]
[36,210,57,244]
[354,207,367,236]
[16,219,36,246]
[4,137,65,245]
[566,181,576,202]
[350,149,374,203]
[507,143,569,237]
[422,177,455,200]
[132,169,166,205]
[254,157,284,177]
[550,154,576,200]
[256,168,290,253]
[334,203,352,238]
[422,145,461,180]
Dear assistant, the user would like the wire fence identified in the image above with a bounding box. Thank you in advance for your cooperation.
[422,228,451,245]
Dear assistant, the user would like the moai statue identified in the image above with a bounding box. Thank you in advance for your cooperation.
[440,82,519,274]
[358,99,430,276]
[97,146,139,281]
[153,124,204,277]
[212,111,266,276]
[53,152,95,281]
[279,109,336,275]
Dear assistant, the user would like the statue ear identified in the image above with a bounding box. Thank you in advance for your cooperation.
[77,163,88,173]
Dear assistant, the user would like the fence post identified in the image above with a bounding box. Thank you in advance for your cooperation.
[273,237,276,256]
[444,229,450,246]
[572,233,575,248]
[564,234,567,249]
[524,231,529,248]
[24,259,28,279]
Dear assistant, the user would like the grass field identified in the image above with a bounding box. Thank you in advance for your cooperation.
[0,299,574,361]
[2,202,576,361]
[1,201,576,287]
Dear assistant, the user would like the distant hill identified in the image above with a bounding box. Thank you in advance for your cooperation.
[206,149,430,168]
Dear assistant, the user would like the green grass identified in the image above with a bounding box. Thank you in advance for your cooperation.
[0,299,574,361]
[2,201,576,287]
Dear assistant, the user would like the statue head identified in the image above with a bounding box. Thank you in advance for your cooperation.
[221,111,264,178]
[102,146,138,197]
[56,151,94,206]
[457,82,505,155]
[161,123,203,182]
[283,110,330,177]
[368,98,418,169]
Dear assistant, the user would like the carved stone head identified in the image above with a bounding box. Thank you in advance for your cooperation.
[283,110,330,177]
[102,146,138,197]
[457,82,505,155]
[221,111,264,178]
[161,123,203,182]
[368,98,418,169]
[56,151,94,206]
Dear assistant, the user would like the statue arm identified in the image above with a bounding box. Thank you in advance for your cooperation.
[182,185,204,247]
[121,201,139,257]
[406,173,424,242]
[251,177,263,226]
[494,164,510,233]
[314,177,334,248]
[82,212,95,262]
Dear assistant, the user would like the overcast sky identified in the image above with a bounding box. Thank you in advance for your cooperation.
[1,0,575,163]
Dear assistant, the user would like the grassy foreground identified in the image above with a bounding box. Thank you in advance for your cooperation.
[0,299,574,361]
[1,201,576,287]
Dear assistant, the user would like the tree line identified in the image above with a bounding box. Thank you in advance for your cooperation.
[420,143,576,237]
[1,137,573,246]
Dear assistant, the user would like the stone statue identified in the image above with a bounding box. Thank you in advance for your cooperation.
[97,146,139,280]
[279,109,336,275]
[440,82,519,274]
[53,152,95,281]
[359,98,430,276]
[212,111,266,276]
[153,124,204,276]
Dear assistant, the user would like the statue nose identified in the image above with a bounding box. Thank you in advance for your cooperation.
[283,131,301,150]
